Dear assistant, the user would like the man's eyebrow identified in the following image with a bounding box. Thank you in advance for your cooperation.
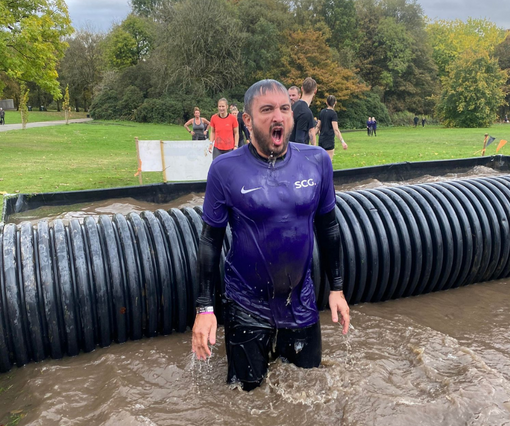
[259,102,291,109]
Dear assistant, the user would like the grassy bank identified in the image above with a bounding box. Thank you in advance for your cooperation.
[332,124,510,170]
[1,120,509,218]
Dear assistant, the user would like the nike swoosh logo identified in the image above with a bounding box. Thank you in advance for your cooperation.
[241,186,262,194]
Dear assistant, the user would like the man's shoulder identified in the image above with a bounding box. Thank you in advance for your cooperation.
[292,99,309,111]
[289,142,326,156]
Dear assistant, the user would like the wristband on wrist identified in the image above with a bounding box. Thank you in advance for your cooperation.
[196,306,214,315]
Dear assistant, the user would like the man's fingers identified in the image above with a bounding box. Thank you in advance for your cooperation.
[210,322,217,346]
[331,304,339,323]
[341,310,350,335]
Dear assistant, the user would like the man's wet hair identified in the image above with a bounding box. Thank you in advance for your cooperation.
[326,95,336,107]
[244,79,289,115]
[218,97,228,105]
[302,77,317,95]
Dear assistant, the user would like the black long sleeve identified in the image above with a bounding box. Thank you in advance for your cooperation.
[195,223,226,307]
[315,208,343,291]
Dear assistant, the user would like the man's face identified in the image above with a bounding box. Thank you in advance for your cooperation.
[243,89,293,158]
[218,101,228,116]
[288,88,299,105]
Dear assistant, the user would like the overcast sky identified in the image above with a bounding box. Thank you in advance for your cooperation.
[66,0,510,33]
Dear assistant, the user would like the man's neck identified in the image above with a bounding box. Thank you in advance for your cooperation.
[301,94,314,106]
[219,112,228,118]
[248,141,286,161]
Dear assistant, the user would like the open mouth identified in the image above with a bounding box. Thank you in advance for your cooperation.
[271,127,283,145]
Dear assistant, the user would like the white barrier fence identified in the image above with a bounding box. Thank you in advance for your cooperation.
[135,138,212,182]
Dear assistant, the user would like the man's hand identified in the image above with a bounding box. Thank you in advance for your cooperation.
[208,143,213,153]
[192,313,218,359]
[329,291,350,334]
[341,140,348,150]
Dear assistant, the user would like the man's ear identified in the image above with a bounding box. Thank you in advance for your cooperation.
[243,112,252,132]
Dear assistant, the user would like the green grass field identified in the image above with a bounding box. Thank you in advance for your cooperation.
[1,120,509,218]
[1,110,89,125]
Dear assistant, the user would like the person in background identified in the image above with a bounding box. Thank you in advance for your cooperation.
[208,98,239,159]
[230,104,250,147]
[288,86,301,105]
[414,115,419,127]
[192,79,350,391]
[367,117,372,136]
[422,117,426,127]
[184,107,210,140]
[317,95,348,162]
[371,117,377,137]
[0,108,5,125]
[289,77,317,145]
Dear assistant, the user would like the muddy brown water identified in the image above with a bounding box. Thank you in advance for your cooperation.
[1,166,510,425]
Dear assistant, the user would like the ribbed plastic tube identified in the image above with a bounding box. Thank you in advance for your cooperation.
[1,176,510,373]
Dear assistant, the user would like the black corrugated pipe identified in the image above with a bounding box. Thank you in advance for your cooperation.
[1,176,510,373]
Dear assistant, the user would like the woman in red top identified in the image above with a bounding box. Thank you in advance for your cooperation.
[208,98,239,159]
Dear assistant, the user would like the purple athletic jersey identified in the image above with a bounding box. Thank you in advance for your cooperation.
[202,143,336,328]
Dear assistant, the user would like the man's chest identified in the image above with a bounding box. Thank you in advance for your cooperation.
[228,165,322,220]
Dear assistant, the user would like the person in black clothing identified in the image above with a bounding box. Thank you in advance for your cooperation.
[414,115,419,127]
[317,95,347,161]
[371,117,377,137]
[0,108,5,125]
[422,117,426,127]
[230,104,250,147]
[289,77,317,145]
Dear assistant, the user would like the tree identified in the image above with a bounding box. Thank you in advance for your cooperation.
[495,31,510,119]
[59,30,105,111]
[319,0,360,65]
[131,0,163,17]
[156,0,243,95]
[103,15,154,70]
[436,51,507,127]
[0,0,73,97]
[355,0,438,113]
[274,28,367,113]
[63,85,71,124]
[427,18,505,77]
[19,83,29,129]
[236,0,291,81]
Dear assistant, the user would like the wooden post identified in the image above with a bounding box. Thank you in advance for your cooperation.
[481,133,488,157]
[160,140,167,183]
[135,137,143,185]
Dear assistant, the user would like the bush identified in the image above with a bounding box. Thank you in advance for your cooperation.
[338,92,391,129]
[89,89,122,120]
[134,97,184,124]
[390,111,417,127]
[119,86,144,119]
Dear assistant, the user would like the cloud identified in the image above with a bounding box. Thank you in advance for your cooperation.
[420,0,510,29]
[64,0,510,33]
[66,0,131,32]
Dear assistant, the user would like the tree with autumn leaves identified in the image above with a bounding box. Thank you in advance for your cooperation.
[428,19,508,127]
[274,29,368,113]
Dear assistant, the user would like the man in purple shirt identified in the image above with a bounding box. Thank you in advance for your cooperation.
[192,79,350,391]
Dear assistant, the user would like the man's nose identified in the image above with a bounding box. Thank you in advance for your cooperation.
[272,108,284,122]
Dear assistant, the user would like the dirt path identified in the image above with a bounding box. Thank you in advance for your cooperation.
[0,118,93,132]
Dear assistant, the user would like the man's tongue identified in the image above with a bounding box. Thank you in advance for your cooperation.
[272,128,282,145]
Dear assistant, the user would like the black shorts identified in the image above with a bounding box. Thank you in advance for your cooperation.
[213,147,233,159]
[224,301,321,391]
